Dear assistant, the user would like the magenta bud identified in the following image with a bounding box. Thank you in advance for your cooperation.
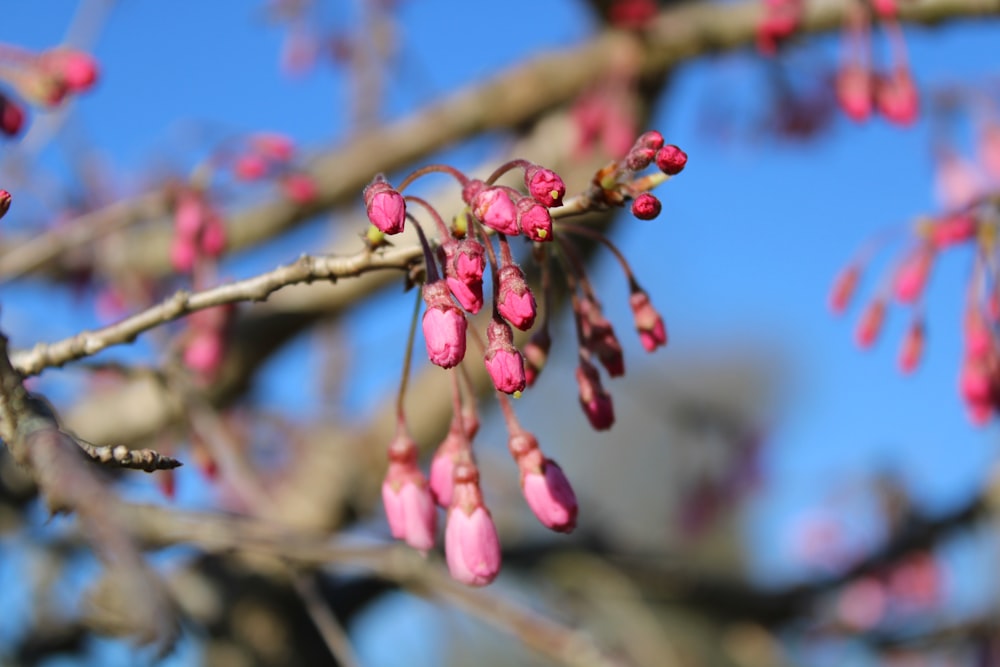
[634,130,665,152]
[282,173,318,204]
[170,236,198,273]
[41,49,99,92]
[446,505,501,586]
[576,359,615,431]
[183,330,225,377]
[443,238,486,313]
[524,165,566,208]
[382,432,437,552]
[422,281,468,368]
[631,193,662,220]
[250,133,296,162]
[836,64,873,123]
[497,264,537,331]
[875,68,919,127]
[656,145,688,175]
[0,94,24,137]
[364,175,406,234]
[579,299,624,377]
[200,216,227,257]
[523,459,578,533]
[233,153,269,181]
[625,146,657,171]
[0,190,11,220]
[515,196,554,242]
[484,319,526,395]
[472,187,519,235]
[629,290,668,352]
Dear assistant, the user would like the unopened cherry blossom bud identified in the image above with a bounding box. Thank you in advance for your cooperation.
[893,248,933,304]
[497,264,537,331]
[0,94,24,137]
[281,173,318,204]
[629,289,667,352]
[835,64,873,123]
[170,236,198,273]
[422,281,467,368]
[625,146,657,171]
[580,299,624,377]
[960,357,992,406]
[364,175,406,234]
[200,215,227,258]
[0,190,10,220]
[430,425,465,508]
[898,320,924,375]
[875,68,919,127]
[382,432,436,552]
[523,165,566,208]
[233,153,269,181]
[855,299,886,349]
[446,463,500,586]
[931,215,977,248]
[484,319,526,395]
[523,459,578,533]
[829,265,860,314]
[516,197,554,242]
[250,133,295,162]
[631,193,662,220]
[634,130,665,152]
[523,328,552,387]
[184,330,225,377]
[656,145,688,175]
[41,49,99,92]
[964,306,992,360]
[443,238,485,313]
[576,358,615,430]
[472,187,519,235]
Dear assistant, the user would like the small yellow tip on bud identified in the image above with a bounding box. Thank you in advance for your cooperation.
[513,390,522,399]
[453,210,469,237]
[366,225,385,245]
[537,229,548,240]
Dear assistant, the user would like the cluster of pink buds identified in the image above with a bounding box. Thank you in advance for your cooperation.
[170,188,227,274]
[229,133,318,204]
[830,199,1000,423]
[834,4,918,126]
[756,0,803,55]
[0,44,98,136]
[369,130,685,584]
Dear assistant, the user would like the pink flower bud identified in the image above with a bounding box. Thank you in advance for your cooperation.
[656,145,688,175]
[855,299,886,349]
[523,328,552,387]
[522,459,578,533]
[0,94,24,137]
[629,290,667,352]
[497,264,537,330]
[363,175,406,235]
[42,49,99,92]
[931,215,977,248]
[579,299,624,377]
[422,281,467,368]
[233,153,269,181]
[0,190,10,220]
[383,432,437,553]
[875,68,919,127]
[634,130,665,152]
[250,133,296,162]
[484,319,526,395]
[174,192,205,238]
[829,265,860,314]
[631,193,662,220]
[170,236,198,273]
[524,165,566,208]
[964,306,993,360]
[898,320,924,375]
[576,359,615,430]
[835,64,873,123]
[430,425,465,508]
[625,146,657,171]
[893,248,933,304]
[472,187,519,235]
[442,239,485,313]
[960,357,992,406]
[200,216,227,257]
[446,462,501,586]
[184,330,225,377]
[281,173,318,204]
[515,197,554,242]
[873,0,897,18]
